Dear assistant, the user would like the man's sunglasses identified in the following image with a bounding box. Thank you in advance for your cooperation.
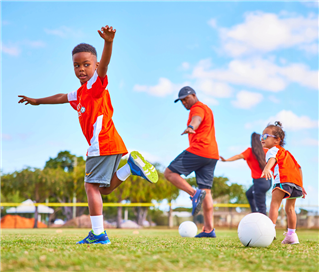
[260,134,276,141]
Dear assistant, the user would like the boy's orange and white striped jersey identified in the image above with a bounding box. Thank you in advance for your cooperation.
[68,70,128,157]
[266,145,302,187]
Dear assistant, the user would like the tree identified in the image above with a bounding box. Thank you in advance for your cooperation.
[2,167,50,228]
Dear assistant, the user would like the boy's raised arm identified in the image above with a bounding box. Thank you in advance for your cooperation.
[97,25,116,78]
[18,93,68,105]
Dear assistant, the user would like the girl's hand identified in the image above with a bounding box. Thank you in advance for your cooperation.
[302,187,307,199]
[261,169,272,180]
[98,25,116,43]
[18,95,39,105]
[220,156,227,162]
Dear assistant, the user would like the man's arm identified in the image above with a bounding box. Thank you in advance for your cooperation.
[18,93,68,105]
[181,115,202,135]
[261,157,276,180]
[97,25,116,78]
[220,154,245,162]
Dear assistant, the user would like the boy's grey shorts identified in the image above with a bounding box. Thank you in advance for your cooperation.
[85,154,122,187]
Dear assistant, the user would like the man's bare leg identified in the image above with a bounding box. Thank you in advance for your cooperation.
[202,189,214,231]
[164,168,196,196]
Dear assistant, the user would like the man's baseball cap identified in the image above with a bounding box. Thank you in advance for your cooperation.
[174,86,196,103]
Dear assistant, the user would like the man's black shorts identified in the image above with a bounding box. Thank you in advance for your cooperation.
[168,150,218,189]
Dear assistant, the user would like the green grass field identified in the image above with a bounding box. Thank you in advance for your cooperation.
[1,228,318,272]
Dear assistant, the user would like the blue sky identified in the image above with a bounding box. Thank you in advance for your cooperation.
[1,1,319,208]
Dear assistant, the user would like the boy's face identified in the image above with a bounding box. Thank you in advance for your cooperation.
[180,94,197,110]
[73,52,99,85]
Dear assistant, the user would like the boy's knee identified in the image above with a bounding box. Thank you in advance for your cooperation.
[99,187,112,195]
[285,205,295,214]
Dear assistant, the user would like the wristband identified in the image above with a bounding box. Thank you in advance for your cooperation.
[188,125,194,130]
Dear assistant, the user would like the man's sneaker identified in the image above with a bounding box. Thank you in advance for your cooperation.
[127,151,158,183]
[195,227,216,238]
[190,189,206,216]
[76,230,111,245]
[281,232,299,244]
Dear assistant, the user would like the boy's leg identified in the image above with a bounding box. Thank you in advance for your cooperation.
[269,189,286,224]
[99,172,124,195]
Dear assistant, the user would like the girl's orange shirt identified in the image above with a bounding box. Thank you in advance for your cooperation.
[266,145,302,187]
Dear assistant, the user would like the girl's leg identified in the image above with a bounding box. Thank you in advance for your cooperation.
[245,185,257,213]
[269,189,286,224]
[285,199,297,229]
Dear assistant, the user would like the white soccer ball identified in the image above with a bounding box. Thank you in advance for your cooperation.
[179,221,198,237]
[238,213,275,247]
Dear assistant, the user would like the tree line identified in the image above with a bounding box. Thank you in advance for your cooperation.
[1,151,248,228]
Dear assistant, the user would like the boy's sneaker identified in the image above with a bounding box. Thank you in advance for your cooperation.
[195,227,216,238]
[76,230,111,245]
[281,232,299,244]
[190,189,206,216]
[127,151,158,183]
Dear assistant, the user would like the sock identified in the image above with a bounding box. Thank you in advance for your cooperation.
[288,228,296,235]
[116,163,131,181]
[90,215,104,235]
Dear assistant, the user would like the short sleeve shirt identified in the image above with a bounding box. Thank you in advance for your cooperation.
[266,145,302,187]
[68,71,128,157]
[241,147,268,179]
[186,101,219,159]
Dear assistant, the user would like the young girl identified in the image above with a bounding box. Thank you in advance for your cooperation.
[260,121,307,244]
[220,132,271,215]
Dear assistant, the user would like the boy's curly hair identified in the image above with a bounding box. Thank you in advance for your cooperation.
[72,43,97,57]
[266,121,286,147]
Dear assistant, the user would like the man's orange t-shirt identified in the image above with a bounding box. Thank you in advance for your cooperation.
[68,71,128,157]
[186,101,219,159]
[266,145,302,187]
[241,147,268,179]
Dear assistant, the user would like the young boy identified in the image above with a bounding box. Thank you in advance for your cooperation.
[18,25,158,244]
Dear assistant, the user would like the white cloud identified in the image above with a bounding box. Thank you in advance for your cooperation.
[214,11,318,56]
[292,138,318,146]
[1,134,12,141]
[201,96,219,106]
[245,110,318,131]
[1,43,20,56]
[231,90,263,109]
[180,62,190,70]
[44,26,84,38]
[191,58,318,91]
[208,18,217,28]
[24,40,46,48]
[269,95,280,103]
[133,78,188,97]
[196,79,233,98]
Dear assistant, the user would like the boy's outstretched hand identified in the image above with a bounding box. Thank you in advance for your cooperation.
[98,25,116,43]
[18,95,39,105]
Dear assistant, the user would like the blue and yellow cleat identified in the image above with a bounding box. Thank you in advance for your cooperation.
[127,151,158,184]
[190,189,206,216]
[76,230,111,245]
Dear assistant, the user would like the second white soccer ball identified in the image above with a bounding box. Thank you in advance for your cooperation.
[179,221,198,237]
[238,213,275,247]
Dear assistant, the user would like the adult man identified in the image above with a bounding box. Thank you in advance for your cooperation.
[164,86,219,238]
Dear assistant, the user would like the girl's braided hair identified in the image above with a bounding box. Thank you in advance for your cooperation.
[266,121,285,147]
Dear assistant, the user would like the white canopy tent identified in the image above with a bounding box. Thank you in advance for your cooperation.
[6,199,54,214]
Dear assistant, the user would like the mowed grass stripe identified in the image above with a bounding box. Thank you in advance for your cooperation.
[1,229,318,272]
